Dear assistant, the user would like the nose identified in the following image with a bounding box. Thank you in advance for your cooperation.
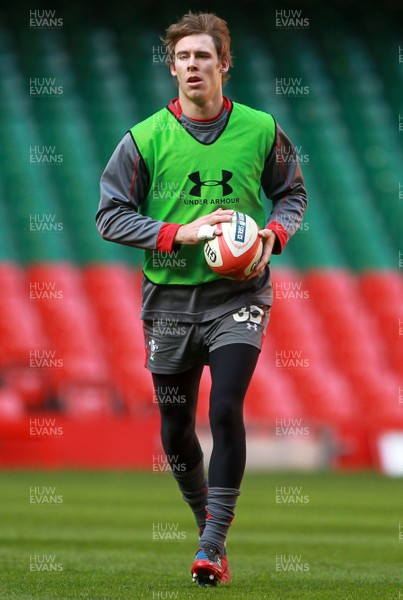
[187,53,198,70]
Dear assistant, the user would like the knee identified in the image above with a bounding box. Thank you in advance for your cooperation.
[161,411,195,443]
[209,397,244,433]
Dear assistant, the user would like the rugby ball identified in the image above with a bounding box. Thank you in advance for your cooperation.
[204,212,263,279]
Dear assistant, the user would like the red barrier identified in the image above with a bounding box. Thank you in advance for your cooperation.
[0,413,161,469]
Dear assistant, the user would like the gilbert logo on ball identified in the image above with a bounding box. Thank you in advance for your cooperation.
[204,212,263,279]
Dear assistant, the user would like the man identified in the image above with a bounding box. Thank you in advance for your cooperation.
[97,11,307,587]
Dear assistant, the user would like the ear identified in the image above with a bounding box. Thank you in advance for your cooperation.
[220,59,229,74]
[169,61,177,77]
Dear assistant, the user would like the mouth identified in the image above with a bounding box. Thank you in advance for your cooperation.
[187,76,203,86]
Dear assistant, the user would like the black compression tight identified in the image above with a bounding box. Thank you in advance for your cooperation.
[153,363,205,475]
[152,343,260,489]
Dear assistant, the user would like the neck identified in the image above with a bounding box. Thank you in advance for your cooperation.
[178,90,224,120]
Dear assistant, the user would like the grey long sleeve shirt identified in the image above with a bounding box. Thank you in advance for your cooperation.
[97,98,307,322]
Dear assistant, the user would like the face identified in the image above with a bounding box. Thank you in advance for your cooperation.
[170,34,229,105]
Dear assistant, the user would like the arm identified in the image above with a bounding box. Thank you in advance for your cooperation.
[262,122,308,254]
[96,133,234,251]
[249,122,308,277]
[96,133,181,252]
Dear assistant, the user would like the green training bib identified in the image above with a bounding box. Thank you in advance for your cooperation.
[130,102,275,285]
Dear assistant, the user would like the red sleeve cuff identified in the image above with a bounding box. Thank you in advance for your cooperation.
[267,222,288,254]
[156,223,182,253]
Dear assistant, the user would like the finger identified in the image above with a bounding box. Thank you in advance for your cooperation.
[247,244,272,279]
[259,242,274,267]
[197,224,217,240]
[255,257,269,274]
[246,259,269,279]
[258,229,275,239]
[208,214,234,224]
[214,208,235,215]
[260,231,276,254]
[245,256,268,279]
[210,210,234,219]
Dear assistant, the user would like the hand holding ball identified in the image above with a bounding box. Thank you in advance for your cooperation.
[203,212,263,280]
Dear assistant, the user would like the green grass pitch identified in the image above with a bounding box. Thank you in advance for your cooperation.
[0,471,402,599]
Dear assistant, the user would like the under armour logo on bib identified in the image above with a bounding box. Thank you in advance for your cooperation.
[188,170,233,197]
